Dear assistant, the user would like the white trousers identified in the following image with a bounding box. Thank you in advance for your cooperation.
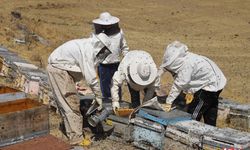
[47,64,83,144]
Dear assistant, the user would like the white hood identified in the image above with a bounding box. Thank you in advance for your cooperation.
[162,41,227,104]
[160,41,188,73]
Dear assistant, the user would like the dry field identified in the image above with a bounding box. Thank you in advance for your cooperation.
[1,0,250,104]
[0,0,250,103]
[0,0,250,149]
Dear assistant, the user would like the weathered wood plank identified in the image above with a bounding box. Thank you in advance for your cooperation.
[0,99,49,147]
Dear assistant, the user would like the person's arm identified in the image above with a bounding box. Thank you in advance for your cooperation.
[111,68,126,110]
[165,82,182,104]
[166,64,193,104]
[79,51,103,110]
[120,30,129,56]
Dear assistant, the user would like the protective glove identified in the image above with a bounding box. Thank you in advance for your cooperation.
[94,97,103,111]
[161,103,173,112]
[185,93,194,104]
[112,101,120,113]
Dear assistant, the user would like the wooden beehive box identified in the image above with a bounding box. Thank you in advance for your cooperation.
[165,120,250,150]
[218,98,250,132]
[131,117,165,150]
[0,51,26,79]
[227,104,250,132]
[0,96,49,147]
[38,80,51,105]
[0,86,26,103]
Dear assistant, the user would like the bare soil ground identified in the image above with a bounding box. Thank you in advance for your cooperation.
[0,0,249,149]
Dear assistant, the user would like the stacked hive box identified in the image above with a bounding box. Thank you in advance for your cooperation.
[218,98,250,132]
[0,48,26,81]
[107,107,250,150]
[38,78,56,108]
[166,120,250,149]
[228,104,250,132]
[0,46,55,108]
[0,86,49,147]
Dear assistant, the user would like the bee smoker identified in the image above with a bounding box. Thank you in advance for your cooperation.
[86,103,113,127]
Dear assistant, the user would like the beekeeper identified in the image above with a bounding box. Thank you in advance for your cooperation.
[111,50,160,111]
[93,12,129,102]
[160,41,227,126]
[47,33,112,145]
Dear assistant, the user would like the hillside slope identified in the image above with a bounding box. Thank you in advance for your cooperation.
[0,0,249,103]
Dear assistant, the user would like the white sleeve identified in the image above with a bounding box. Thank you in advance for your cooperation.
[165,82,182,104]
[80,55,102,102]
[120,30,129,56]
[166,64,193,104]
[111,69,125,103]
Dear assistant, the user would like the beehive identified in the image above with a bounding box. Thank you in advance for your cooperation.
[0,87,49,147]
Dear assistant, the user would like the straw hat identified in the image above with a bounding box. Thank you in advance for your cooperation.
[92,12,120,25]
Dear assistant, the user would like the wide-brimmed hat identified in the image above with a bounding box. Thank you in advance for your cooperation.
[128,51,157,86]
[92,12,120,25]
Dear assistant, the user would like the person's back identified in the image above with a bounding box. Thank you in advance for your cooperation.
[160,41,227,126]
[46,33,113,145]
[111,50,159,110]
[48,39,88,72]
[180,52,226,94]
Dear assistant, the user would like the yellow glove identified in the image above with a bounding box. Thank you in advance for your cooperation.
[78,138,91,147]
[161,103,173,112]
[185,93,194,104]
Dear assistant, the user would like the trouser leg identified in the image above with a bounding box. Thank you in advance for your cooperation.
[98,63,120,102]
[98,65,109,101]
[187,90,204,121]
[47,65,83,143]
[187,89,221,126]
[203,90,222,126]
[128,84,140,108]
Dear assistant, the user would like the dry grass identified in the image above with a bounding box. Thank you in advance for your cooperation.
[0,0,249,103]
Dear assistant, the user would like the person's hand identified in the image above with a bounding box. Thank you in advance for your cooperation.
[161,103,173,112]
[112,101,120,113]
[185,93,194,104]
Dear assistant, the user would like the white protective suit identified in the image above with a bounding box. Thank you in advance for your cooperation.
[47,33,111,143]
[160,41,227,104]
[111,50,160,105]
[101,29,129,64]
[48,35,104,101]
